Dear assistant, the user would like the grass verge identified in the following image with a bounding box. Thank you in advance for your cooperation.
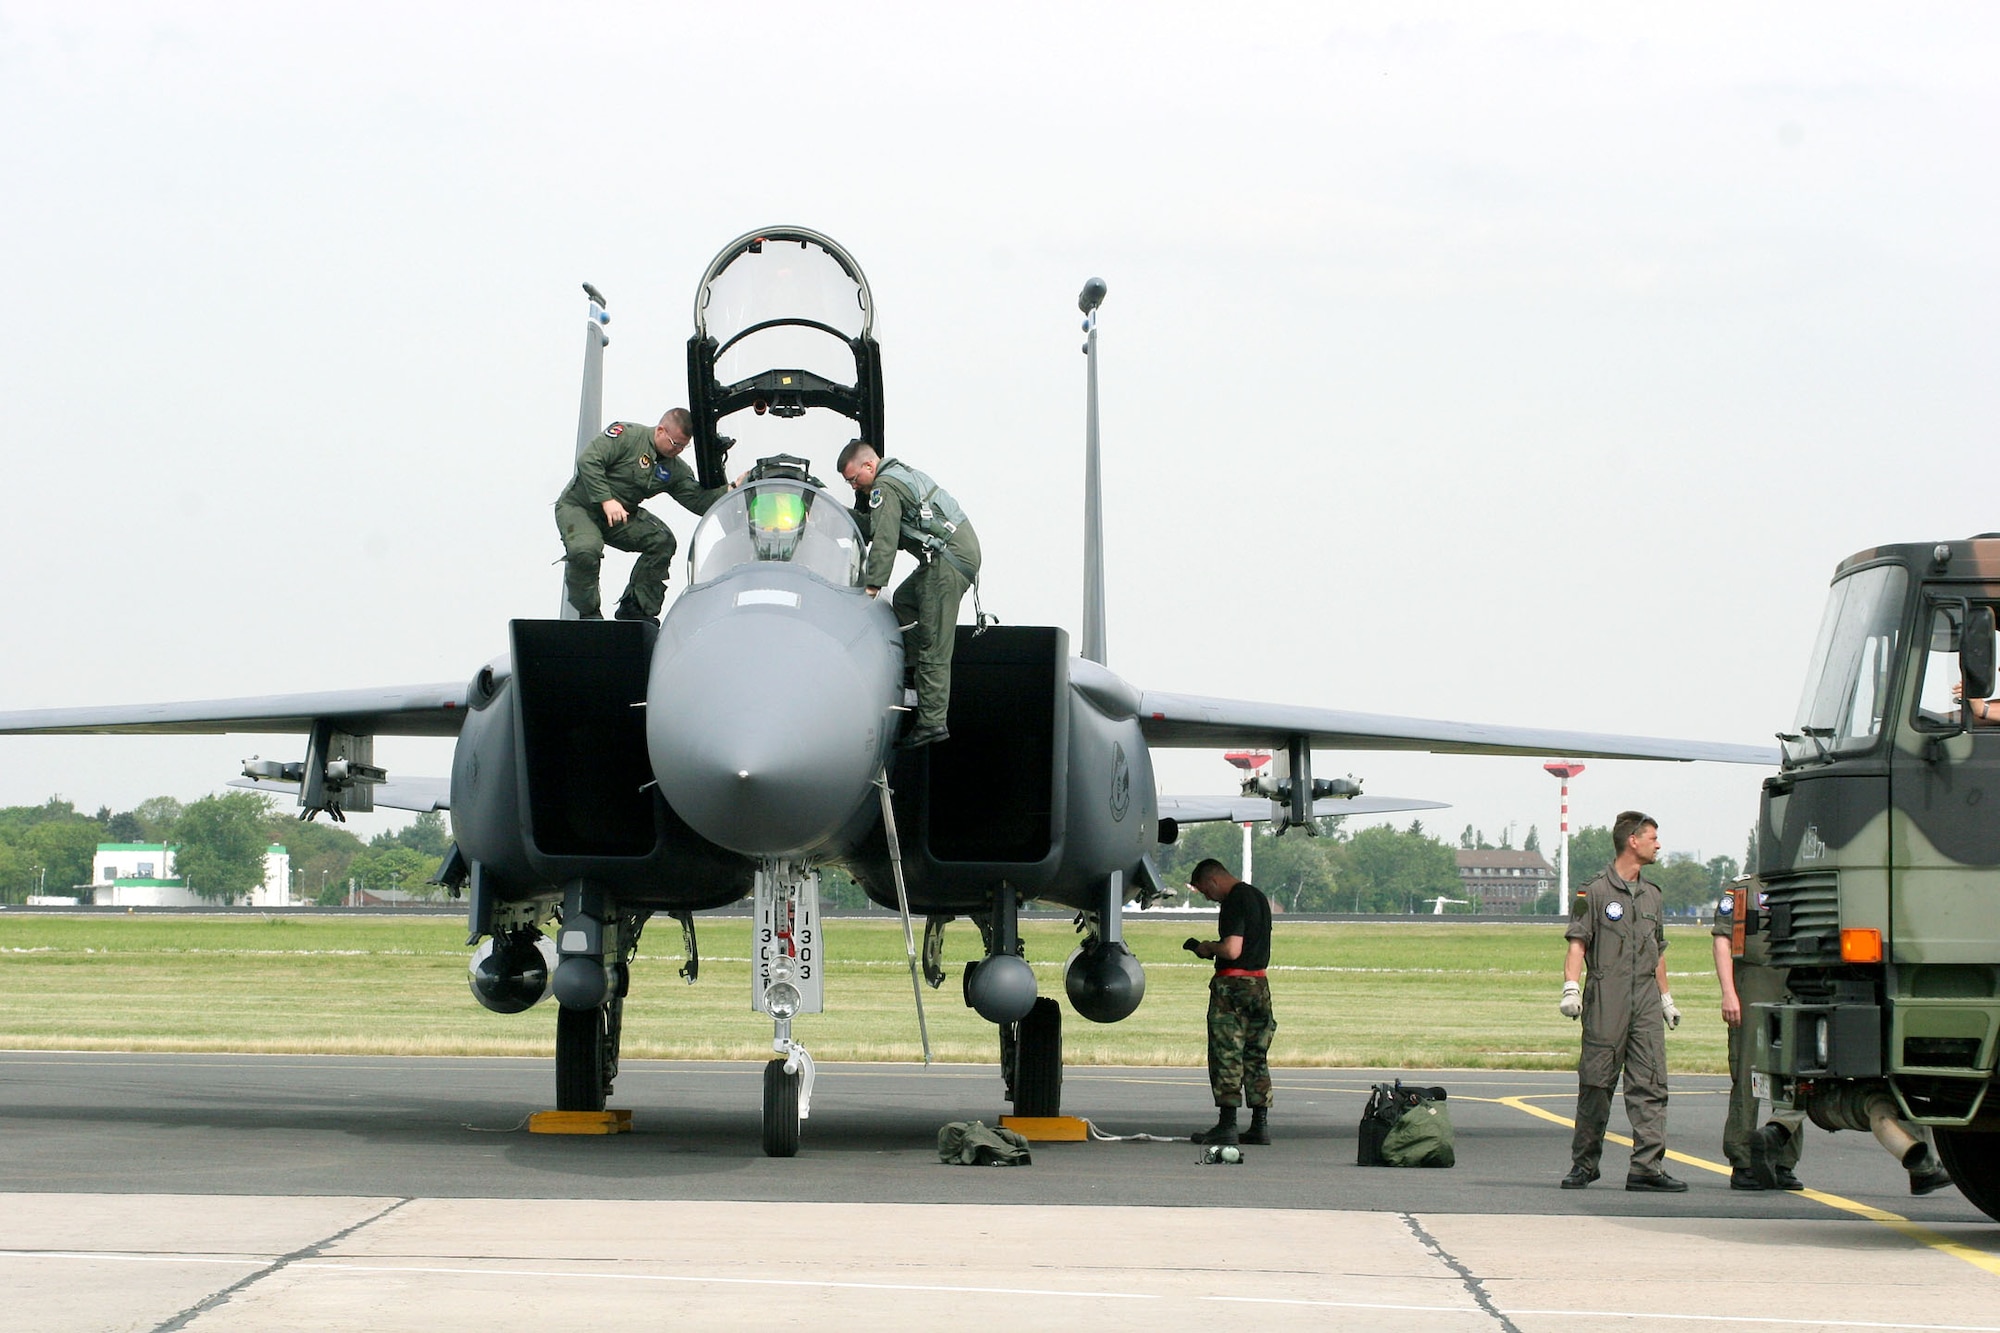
[0,915,1730,1071]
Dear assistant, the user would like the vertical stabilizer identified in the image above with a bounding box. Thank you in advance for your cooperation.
[1079,277,1108,666]
[562,284,612,618]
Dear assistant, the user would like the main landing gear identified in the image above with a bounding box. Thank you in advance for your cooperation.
[549,885,643,1112]
[1005,997,1063,1118]
[963,881,1064,1118]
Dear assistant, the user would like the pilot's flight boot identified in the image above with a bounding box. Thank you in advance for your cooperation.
[613,595,659,628]
[898,722,950,749]
[1239,1107,1271,1145]
[577,610,603,620]
[1191,1106,1239,1146]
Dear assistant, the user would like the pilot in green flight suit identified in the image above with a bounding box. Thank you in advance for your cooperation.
[837,439,980,748]
[555,409,727,623]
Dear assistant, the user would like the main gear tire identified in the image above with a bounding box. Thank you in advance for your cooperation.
[1010,997,1063,1118]
[555,1004,608,1112]
[1934,1128,2000,1220]
[763,1058,801,1158]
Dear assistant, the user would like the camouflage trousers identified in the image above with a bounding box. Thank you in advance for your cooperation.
[889,528,979,733]
[555,500,677,619]
[1207,974,1276,1109]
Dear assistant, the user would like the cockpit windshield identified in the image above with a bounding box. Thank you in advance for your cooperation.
[688,479,864,589]
[1784,563,1909,766]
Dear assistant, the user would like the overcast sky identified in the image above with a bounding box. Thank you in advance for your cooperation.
[1,3,1994,865]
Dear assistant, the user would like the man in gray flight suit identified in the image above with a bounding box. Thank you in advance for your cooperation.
[1713,876,1807,1190]
[555,408,728,624]
[837,439,980,749]
[1560,810,1687,1192]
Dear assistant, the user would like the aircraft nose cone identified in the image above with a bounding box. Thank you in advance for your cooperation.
[648,607,890,857]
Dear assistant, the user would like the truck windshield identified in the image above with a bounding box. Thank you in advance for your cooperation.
[687,479,864,589]
[1786,564,1909,766]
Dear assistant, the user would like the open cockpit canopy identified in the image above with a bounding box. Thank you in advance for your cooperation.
[688,227,884,490]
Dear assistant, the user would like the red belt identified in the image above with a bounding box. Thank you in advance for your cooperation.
[1216,968,1266,978]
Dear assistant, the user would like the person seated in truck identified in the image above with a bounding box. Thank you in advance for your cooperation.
[1951,681,1998,724]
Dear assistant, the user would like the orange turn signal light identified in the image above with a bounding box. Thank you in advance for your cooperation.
[1841,928,1884,964]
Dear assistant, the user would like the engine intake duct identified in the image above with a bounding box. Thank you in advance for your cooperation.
[926,626,1064,864]
[512,619,656,858]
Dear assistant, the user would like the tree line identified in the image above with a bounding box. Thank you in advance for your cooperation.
[0,794,452,905]
[0,792,1748,916]
[1153,817,1744,916]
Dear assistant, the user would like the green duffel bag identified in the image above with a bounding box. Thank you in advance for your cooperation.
[937,1120,1033,1166]
[1380,1095,1455,1168]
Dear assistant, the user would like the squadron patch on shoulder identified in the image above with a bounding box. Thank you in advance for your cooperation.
[1716,894,1734,916]
[605,422,625,437]
[868,488,883,509]
[1604,900,1626,922]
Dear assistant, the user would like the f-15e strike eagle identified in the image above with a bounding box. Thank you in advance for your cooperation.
[0,227,1776,1156]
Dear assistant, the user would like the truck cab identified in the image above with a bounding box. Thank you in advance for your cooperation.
[1755,536,2000,1213]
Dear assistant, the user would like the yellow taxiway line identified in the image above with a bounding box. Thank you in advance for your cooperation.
[1491,1092,2000,1279]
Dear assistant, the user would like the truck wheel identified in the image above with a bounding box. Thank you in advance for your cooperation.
[1934,1129,2000,1220]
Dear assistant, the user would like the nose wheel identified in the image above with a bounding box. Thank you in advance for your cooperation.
[763,1047,812,1158]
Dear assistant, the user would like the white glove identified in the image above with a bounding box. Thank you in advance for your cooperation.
[1662,993,1682,1030]
[1559,981,1582,1019]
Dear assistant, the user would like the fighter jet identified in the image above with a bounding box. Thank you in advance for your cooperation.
[0,227,1776,1155]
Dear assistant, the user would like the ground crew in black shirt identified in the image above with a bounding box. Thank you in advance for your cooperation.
[1185,857,1276,1147]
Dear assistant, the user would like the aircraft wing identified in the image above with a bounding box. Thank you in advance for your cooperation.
[230,774,452,812]
[0,682,471,738]
[1157,794,1447,825]
[1137,690,1779,765]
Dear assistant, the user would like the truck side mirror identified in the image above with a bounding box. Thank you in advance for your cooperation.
[1963,606,1996,703]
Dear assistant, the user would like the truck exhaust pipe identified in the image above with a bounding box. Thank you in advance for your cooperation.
[1805,1082,1928,1167]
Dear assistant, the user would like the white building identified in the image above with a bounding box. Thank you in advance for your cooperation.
[250,844,293,908]
[87,841,294,907]
[90,842,196,906]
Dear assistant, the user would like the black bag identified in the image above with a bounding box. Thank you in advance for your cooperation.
[1357,1080,1450,1167]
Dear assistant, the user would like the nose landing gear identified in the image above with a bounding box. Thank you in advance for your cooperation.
[755,860,822,1157]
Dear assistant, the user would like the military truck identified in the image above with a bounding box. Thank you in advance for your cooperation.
[1753,537,2000,1216]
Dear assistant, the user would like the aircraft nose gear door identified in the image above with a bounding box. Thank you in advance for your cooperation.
[754,860,822,1156]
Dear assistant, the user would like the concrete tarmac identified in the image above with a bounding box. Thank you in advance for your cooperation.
[3,1051,1997,1330]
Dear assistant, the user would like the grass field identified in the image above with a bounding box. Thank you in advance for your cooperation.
[0,915,1732,1072]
